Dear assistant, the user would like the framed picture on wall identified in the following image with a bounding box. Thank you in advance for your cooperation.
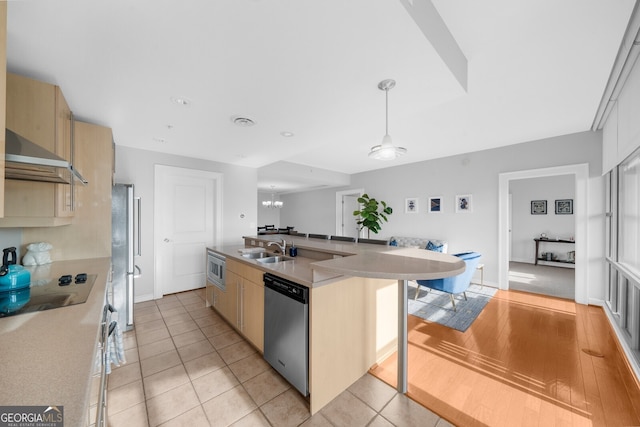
[428,196,442,213]
[555,199,573,214]
[405,198,419,213]
[455,194,472,213]
[531,200,547,215]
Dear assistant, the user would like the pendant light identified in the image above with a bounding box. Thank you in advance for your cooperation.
[368,79,407,160]
[262,186,283,208]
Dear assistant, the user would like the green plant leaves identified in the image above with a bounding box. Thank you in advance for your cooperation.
[353,193,393,235]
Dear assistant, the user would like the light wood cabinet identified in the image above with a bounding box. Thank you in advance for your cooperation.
[214,259,264,352]
[54,92,74,217]
[21,121,114,260]
[215,270,238,325]
[1,73,78,226]
[0,3,7,218]
[241,277,264,351]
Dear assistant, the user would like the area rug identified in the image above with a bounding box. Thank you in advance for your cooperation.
[408,283,496,332]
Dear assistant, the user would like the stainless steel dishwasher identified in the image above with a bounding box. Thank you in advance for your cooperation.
[263,273,309,396]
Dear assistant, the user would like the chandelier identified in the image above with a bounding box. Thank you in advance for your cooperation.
[262,187,283,208]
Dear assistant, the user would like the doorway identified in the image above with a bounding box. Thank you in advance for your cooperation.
[498,164,589,304]
[335,188,364,239]
[508,175,576,299]
[154,165,222,298]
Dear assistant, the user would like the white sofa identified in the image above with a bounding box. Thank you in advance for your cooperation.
[389,236,448,253]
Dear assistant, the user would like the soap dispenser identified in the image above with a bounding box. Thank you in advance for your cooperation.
[289,244,298,257]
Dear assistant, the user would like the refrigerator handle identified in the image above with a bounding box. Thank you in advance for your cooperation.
[134,265,142,278]
[135,196,142,256]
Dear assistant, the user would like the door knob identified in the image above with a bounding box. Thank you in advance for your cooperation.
[164,238,170,242]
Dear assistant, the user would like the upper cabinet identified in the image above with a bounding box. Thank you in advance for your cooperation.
[22,121,114,260]
[0,3,7,218]
[1,73,79,226]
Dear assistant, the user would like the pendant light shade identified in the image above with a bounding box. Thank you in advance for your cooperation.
[369,79,407,160]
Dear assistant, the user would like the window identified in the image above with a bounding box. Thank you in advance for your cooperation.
[619,149,640,276]
[605,169,617,260]
[605,146,640,365]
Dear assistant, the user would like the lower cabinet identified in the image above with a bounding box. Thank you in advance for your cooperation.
[217,271,238,325]
[210,259,264,352]
[240,278,264,351]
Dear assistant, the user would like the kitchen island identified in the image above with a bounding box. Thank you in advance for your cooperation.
[0,257,111,426]
[209,235,465,414]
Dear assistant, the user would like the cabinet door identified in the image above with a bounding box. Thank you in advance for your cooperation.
[21,121,114,259]
[3,73,76,223]
[54,90,74,217]
[218,270,239,326]
[6,73,56,151]
[242,278,264,352]
[4,73,57,219]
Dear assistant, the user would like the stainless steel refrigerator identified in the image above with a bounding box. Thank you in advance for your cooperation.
[111,183,140,332]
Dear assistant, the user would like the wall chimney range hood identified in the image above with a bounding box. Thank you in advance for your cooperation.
[4,129,87,185]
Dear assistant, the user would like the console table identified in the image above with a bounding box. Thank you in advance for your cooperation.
[534,238,575,265]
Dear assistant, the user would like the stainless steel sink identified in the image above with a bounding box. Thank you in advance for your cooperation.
[241,251,273,259]
[256,255,294,264]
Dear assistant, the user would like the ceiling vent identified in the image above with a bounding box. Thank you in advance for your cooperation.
[231,116,256,127]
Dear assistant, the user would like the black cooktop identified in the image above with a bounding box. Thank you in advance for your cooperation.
[0,273,97,318]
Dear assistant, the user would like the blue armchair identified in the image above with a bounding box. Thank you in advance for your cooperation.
[414,252,482,311]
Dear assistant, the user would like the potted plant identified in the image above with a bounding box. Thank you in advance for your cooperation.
[353,193,393,237]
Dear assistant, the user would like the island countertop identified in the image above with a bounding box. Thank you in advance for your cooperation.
[311,247,465,280]
[0,257,111,427]
[210,235,465,286]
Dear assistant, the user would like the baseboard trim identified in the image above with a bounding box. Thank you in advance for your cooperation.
[589,298,604,306]
[603,304,640,389]
[134,293,155,303]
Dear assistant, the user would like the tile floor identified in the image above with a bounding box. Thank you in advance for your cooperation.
[107,288,453,427]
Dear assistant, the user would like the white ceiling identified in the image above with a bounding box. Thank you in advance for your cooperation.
[6,0,635,193]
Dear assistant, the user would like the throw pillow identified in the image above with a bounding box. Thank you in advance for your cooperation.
[426,241,444,252]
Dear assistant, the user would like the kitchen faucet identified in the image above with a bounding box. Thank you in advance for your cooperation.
[267,239,287,254]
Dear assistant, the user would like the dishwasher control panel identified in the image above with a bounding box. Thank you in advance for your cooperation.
[263,273,308,305]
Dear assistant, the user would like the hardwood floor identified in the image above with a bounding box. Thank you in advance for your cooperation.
[370,289,640,426]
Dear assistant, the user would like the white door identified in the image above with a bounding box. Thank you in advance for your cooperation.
[335,189,364,238]
[155,165,221,296]
[342,194,361,239]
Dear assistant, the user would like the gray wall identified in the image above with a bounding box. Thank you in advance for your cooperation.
[280,130,603,289]
[279,188,341,236]
[114,145,258,301]
[510,175,575,263]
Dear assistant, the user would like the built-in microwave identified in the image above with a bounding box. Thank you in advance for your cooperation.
[207,250,225,291]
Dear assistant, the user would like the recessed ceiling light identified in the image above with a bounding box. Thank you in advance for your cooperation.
[170,96,191,106]
[280,131,294,137]
[231,115,256,127]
